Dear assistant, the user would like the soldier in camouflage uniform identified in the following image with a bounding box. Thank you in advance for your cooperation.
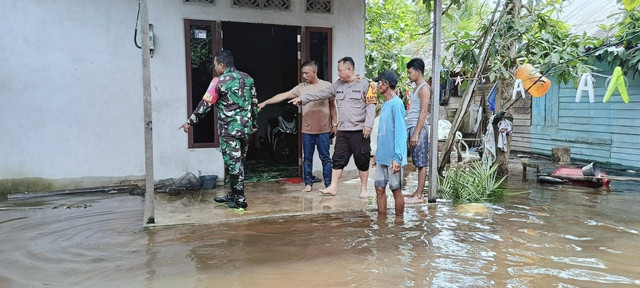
[181,50,258,210]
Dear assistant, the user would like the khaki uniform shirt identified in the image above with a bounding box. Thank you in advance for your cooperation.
[291,80,333,134]
[301,76,375,131]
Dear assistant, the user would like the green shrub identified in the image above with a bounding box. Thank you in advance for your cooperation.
[438,162,507,204]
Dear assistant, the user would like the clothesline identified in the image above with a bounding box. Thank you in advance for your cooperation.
[451,31,640,113]
[448,76,487,81]
[591,72,611,78]
[498,31,640,112]
[576,68,630,103]
[450,75,489,85]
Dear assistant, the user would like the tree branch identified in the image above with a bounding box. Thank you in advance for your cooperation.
[411,1,456,36]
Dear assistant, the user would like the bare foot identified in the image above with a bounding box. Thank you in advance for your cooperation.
[406,192,420,198]
[359,189,369,199]
[319,186,337,196]
[405,196,425,204]
[301,185,312,192]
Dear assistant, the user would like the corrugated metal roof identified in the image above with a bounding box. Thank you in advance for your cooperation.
[560,0,624,39]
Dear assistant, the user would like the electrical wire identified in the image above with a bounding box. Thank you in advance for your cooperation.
[134,0,141,49]
[498,30,640,112]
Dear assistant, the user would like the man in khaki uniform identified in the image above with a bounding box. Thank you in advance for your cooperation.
[258,60,337,192]
[290,57,377,198]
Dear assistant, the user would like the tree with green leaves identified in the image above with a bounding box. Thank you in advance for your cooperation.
[368,0,638,178]
[365,0,426,94]
[420,0,639,99]
[365,0,490,101]
[591,3,640,78]
[447,0,598,86]
[424,0,639,176]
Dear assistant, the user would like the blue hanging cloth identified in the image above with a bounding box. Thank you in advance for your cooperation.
[488,82,498,111]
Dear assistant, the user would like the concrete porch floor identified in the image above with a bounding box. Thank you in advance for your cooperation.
[150,153,540,227]
[151,170,424,227]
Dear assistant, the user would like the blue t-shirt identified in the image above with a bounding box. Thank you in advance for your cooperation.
[375,96,408,166]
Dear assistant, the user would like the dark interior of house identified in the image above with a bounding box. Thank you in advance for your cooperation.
[222,21,300,181]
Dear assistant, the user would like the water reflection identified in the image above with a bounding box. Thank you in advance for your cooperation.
[1,181,640,287]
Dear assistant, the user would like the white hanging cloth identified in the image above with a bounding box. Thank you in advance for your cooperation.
[497,119,512,152]
[473,105,483,133]
[482,115,497,167]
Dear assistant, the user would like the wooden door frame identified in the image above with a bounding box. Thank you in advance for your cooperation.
[299,26,333,178]
[184,19,222,148]
[297,27,303,176]
[184,21,332,180]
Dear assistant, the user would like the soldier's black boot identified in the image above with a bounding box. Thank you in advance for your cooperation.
[227,194,248,210]
[213,191,233,204]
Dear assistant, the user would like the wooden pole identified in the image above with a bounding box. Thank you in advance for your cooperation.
[140,0,155,226]
[428,0,442,203]
[427,0,442,203]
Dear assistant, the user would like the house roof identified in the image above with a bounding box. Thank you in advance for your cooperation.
[560,0,624,38]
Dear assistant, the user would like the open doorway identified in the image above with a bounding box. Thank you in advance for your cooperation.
[222,21,300,182]
[184,20,332,183]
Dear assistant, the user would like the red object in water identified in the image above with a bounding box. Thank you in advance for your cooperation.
[551,167,610,187]
[279,177,303,184]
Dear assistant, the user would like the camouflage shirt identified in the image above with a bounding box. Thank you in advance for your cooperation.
[187,67,258,138]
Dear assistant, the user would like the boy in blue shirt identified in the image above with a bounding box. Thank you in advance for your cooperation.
[371,70,408,216]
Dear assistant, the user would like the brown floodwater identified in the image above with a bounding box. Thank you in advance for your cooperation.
[1,178,639,288]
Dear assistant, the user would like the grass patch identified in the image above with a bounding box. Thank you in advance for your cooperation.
[0,178,56,195]
[438,162,507,204]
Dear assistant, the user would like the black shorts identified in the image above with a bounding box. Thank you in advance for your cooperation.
[332,130,371,171]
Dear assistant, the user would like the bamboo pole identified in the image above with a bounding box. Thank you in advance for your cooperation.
[427,0,442,202]
[140,0,155,226]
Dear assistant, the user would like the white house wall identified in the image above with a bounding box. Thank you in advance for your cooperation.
[0,0,366,182]
[0,0,145,180]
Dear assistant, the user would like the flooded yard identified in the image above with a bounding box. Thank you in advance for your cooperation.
[1,178,639,287]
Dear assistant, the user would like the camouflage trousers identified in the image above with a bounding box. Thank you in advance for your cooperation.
[220,135,249,196]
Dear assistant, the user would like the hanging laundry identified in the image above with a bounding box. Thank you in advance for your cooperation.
[445,78,454,102]
[497,119,512,152]
[575,73,595,103]
[468,104,482,133]
[603,67,630,103]
[487,82,497,112]
[473,106,483,133]
[482,115,497,167]
[439,83,448,106]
